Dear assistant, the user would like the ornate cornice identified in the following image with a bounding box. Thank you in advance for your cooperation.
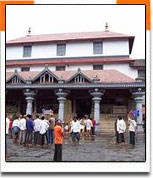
[6,82,145,89]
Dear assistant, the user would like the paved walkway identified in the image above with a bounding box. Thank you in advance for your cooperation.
[6,132,145,162]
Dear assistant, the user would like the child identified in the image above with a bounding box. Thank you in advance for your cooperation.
[64,123,69,138]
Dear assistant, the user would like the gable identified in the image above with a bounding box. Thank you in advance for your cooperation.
[32,69,59,84]
[66,71,92,84]
[7,74,25,84]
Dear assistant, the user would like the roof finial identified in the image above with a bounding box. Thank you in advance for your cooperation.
[28,27,31,36]
[45,64,48,69]
[105,22,109,32]
[78,68,81,72]
[14,69,18,74]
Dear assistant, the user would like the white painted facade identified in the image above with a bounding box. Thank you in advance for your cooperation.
[6,39,129,60]
[6,63,138,80]
[6,37,139,80]
[103,63,138,79]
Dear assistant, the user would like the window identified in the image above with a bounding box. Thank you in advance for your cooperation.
[21,67,30,72]
[93,42,103,54]
[57,44,66,56]
[23,46,32,57]
[56,66,65,71]
[93,64,103,70]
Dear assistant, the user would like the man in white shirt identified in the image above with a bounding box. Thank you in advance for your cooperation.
[86,118,93,136]
[6,116,10,155]
[128,115,137,146]
[117,117,126,144]
[33,115,41,145]
[19,115,26,145]
[71,117,81,144]
[12,116,20,143]
[39,116,49,146]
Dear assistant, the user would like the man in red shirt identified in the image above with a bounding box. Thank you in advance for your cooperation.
[91,118,96,135]
[53,120,63,162]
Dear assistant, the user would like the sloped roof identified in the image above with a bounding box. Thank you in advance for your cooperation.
[7,31,134,44]
[6,69,135,83]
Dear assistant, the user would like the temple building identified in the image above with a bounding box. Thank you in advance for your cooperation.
[6,26,145,132]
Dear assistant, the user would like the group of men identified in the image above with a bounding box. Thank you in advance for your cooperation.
[69,117,96,145]
[6,113,64,161]
[6,113,55,147]
[115,114,137,146]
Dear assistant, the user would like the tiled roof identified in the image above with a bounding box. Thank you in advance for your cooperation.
[6,57,134,67]
[82,70,135,83]
[6,69,135,83]
[6,71,40,81]
[7,31,134,45]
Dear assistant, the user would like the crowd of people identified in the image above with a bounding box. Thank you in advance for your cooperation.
[6,111,139,161]
[6,114,96,147]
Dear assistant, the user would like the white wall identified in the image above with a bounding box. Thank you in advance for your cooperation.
[103,40,129,56]
[66,65,93,71]
[103,63,138,79]
[6,39,129,60]
[6,67,21,72]
[7,46,23,60]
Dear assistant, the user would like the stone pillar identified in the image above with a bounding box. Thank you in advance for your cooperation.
[132,88,145,132]
[90,88,104,131]
[24,89,35,115]
[55,89,69,122]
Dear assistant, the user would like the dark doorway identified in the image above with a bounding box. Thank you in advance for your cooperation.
[76,99,92,118]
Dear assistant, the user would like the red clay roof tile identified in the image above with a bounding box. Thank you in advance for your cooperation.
[7,31,134,45]
[6,69,135,83]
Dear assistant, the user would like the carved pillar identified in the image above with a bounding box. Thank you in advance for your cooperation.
[24,89,35,115]
[132,88,145,132]
[55,89,69,122]
[90,88,104,131]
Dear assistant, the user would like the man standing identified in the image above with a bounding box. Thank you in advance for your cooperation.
[128,115,137,146]
[12,116,20,143]
[91,118,96,135]
[33,115,41,145]
[8,116,13,139]
[117,117,126,144]
[39,116,49,146]
[6,116,10,156]
[71,117,81,145]
[48,113,55,144]
[114,119,119,144]
[19,115,26,145]
[53,120,63,162]
[25,114,34,146]
[86,117,93,137]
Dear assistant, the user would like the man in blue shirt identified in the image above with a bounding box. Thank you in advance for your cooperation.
[24,114,34,146]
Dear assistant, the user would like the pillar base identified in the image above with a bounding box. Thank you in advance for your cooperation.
[95,124,100,135]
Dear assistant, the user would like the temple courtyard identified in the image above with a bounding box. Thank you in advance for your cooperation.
[6,132,145,162]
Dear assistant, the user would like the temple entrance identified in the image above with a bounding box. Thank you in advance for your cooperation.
[76,98,92,118]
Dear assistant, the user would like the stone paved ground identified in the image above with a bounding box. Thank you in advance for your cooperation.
[6,132,145,162]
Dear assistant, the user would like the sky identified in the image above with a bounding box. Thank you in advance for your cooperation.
[6,4,145,59]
